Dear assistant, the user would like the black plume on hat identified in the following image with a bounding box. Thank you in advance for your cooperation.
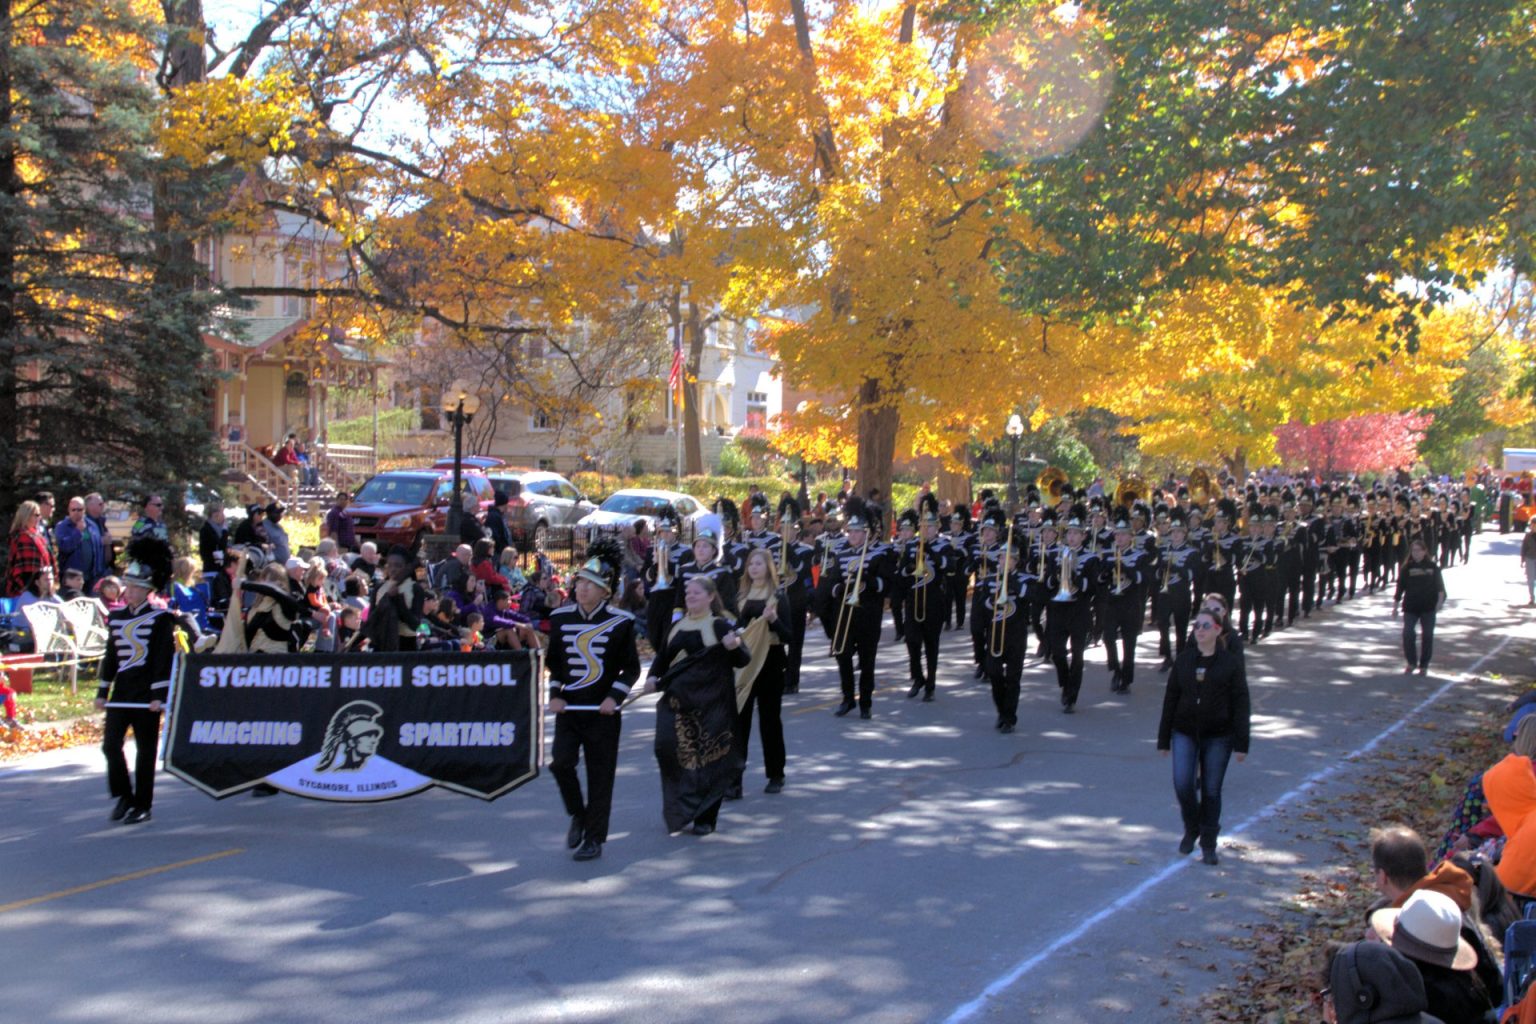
[1065,503,1089,529]
[777,493,801,524]
[576,536,624,593]
[1215,497,1239,521]
[981,506,1007,531]
[919,491,940,522]
[124,536,174,591]
[713,496,740,525]
[950,504,972,528]
[748,492,770,514]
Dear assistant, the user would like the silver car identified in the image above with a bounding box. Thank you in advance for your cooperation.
[485,470,598,552]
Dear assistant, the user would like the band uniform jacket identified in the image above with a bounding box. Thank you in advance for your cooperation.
[97,601,179,705]
[546,600,642,707]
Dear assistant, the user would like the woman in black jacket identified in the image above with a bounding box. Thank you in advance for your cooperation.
[1158,608,1250,865]
[1395,538,1447,676]
[731,548,794,797]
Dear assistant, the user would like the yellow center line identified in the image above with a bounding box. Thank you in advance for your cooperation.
[0,847,245,915]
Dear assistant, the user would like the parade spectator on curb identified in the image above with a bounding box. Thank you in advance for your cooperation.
[341,572,370,616]
[273,434,301,487]
[55,495,107,593]
[198,501,229,576]
[5,500,53,598]
[1367,889,1493,1024]
[95,575,125,611]
[18,567,63,610]
[485,490,513,561]
[458,491,485,546]
[322,491,356,552]
[169,557,212,633]
[1318,941,1444,1024]
[1394,538,1446,676]
[240,562,308,653]
[131,495,169,544]
[265,502,291,566]
[470,539,511,592]
[350,541,384,590]
[33,491,57,565]
[233,503,270,556]
[1522,527,1536,607]
[59,568,85,601]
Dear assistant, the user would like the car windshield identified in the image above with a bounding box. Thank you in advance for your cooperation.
[599,494,674,517]
[354,475,435,506]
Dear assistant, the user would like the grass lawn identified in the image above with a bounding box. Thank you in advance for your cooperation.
[13,665,100,724]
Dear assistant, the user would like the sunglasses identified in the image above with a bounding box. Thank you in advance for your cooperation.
[68,505,83,512]
[1314,986,1332,1007]
[1193,621,1218,631]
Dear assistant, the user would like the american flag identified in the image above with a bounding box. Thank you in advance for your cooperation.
[668,335,685,410]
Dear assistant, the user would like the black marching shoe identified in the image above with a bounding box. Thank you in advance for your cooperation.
[1109,670,1122,692]
[1158,657,1173,672]
[573,837,603,861]
[999,721,1015,734]
[972,664,986,680]
[122,807,152,825]
[834,700,856,717]
[1063,702,1076,715]
[110,796,131,822]
[921,690,934,703]
[566,816,585,850]
[1201,847,1219,866]
[783,684,799,694]
[764,778,784,794]
[859,708,872,720]
[691,822,715,836]
[907,680,924,699]
[1179,829,1198,855]
[725,782,744,801]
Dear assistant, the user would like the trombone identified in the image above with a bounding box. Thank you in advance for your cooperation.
[829,533,870,657]
[989,527,1014,658]
[1160,546,1173,593]
[655,538,670,589]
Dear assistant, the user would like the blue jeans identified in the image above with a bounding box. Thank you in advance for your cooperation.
[1171,732,1233,842]
[1403,610,1435,668]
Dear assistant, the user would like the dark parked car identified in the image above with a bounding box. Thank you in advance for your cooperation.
[350,467,495,552]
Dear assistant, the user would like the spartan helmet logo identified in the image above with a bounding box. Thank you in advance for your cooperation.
[316,701,385,772]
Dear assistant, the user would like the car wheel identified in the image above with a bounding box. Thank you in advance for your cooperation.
[532,521,548,552]
[410,531,425,555]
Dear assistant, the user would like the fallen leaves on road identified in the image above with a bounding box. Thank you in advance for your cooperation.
[1193,676,1521,1024]
[0,717,103,761]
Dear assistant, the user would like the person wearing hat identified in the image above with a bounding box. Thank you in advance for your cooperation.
[1099,511,1149,694]
[1153,513,1200,672]
[675,526,738,617]
[899,497,954,702]
[1045,505,1099,713]
[1200,500,1240,610]
[888,510,916,645]
[981,528,1030,732]
[547,538,641,862]
[943,505,974,632]
[1320,941,1446,1024]
[969,507,1007,677]
[1367,890,1492,1023]
[768,495,814,694]
[94,537,180,825]
[820,500,893,719]
[1024,511,1058,659]
[1296,492,1324,619]
[643,506,688,649]
[483,490,513,562]
[1235,508,1270,644]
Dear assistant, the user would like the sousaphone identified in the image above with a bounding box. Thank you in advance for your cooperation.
[1036,466,1070,502]
[1114,473,1146,509]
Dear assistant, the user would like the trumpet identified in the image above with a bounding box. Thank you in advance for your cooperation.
[1212,534,1224,571]
[1160,546,1173,594]
[777,521,796,590]
[989,527,1014,657]
[829,533,871,657]
[913,532,928,624]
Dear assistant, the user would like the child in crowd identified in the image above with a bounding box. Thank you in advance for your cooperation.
[95,576,125,611]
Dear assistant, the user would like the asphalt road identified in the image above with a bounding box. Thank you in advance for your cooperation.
[6,532,1534,1024]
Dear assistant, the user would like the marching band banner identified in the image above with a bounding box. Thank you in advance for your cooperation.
[165,650,541,802]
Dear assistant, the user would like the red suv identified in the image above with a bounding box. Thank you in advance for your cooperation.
[349,464,496,552]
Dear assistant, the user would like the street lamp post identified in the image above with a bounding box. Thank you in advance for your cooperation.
[1005,413,1025,514]
[442,380,482,536]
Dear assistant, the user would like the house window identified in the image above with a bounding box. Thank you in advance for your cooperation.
[746,390,768,430]
[526,335,545,360]
[530,407,553,432]
[280,259,302,317]
[537,457,556,471]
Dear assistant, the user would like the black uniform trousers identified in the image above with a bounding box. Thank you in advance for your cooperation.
[904,591,946,695]
[970,588,990,665]
[946,572,968,630]
[1101,591,1142,688]
[735,645,786,783]
[550,710,622,844]
[1046,599,1091,707]
[1156,587,1192,662]
[836,607,882,711]
[985,616,1029,726]
[1205,571,1236,616]
[102,707,161,811]
[645,588,676,649]
[783,589,809,693]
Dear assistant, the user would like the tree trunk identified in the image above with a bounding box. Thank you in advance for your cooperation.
[936,445,971,508]
[683,301,705,475]
[855,377,899,531]
[0,0,18,504]
[1227,448,1247,484]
